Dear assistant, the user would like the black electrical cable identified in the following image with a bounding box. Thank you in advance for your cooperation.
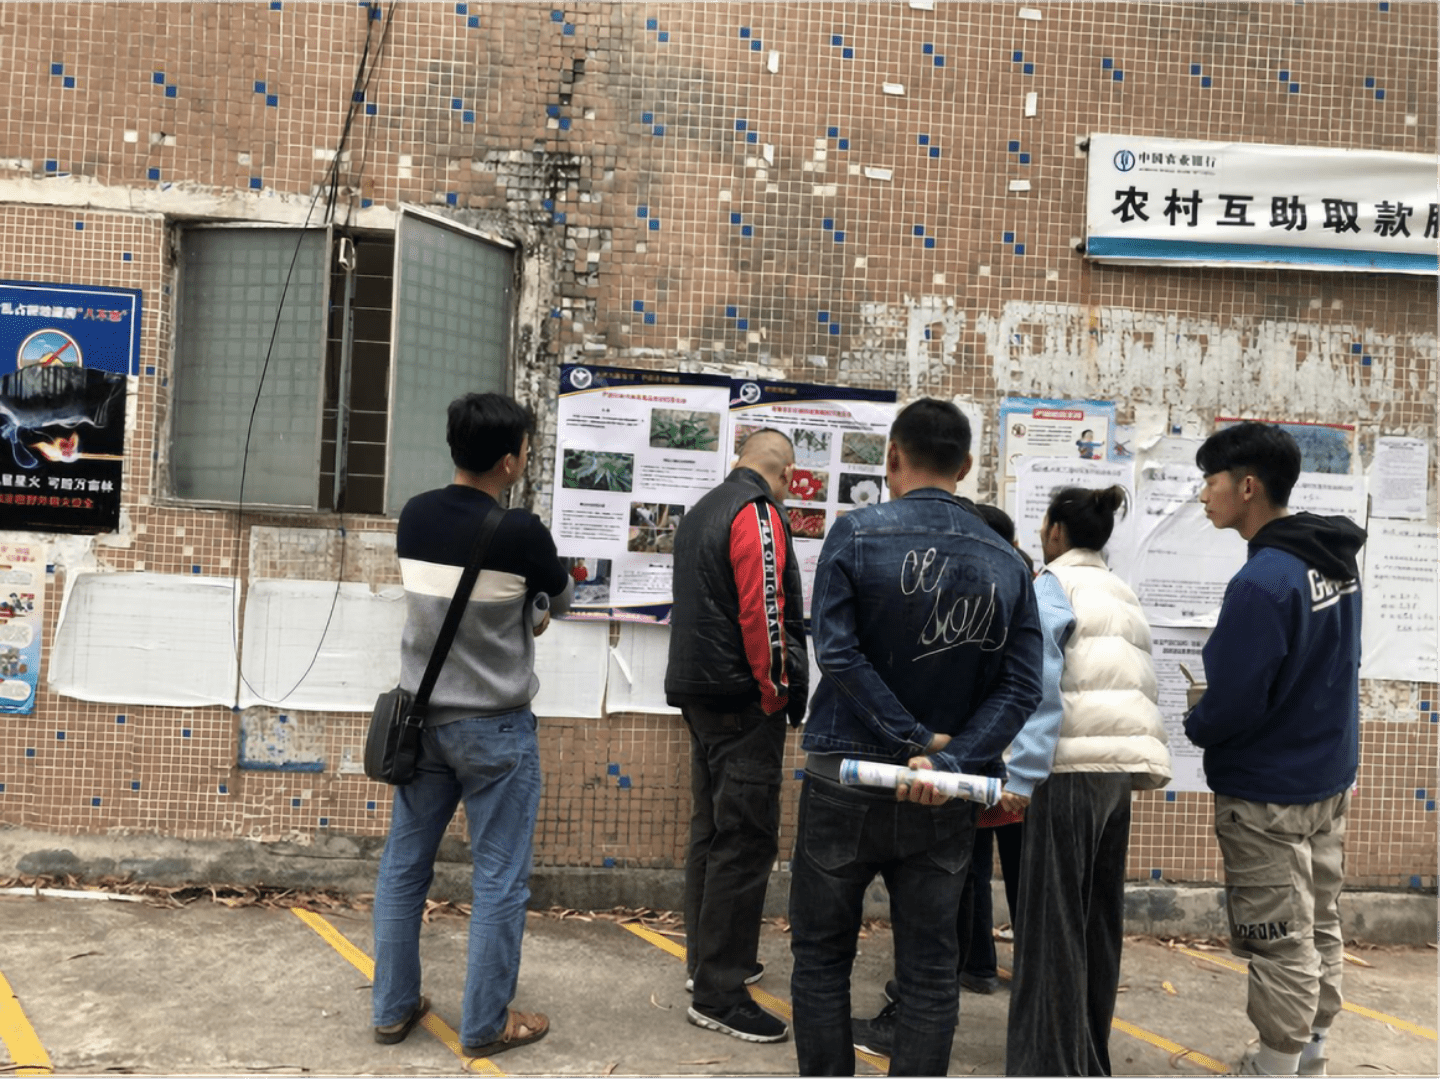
[229,1,397,705]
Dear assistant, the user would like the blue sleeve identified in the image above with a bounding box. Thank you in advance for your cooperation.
[1182,572,1292,748]
[931,564,1047,776]
[1003,571,1073,798]
[809,515,932,757]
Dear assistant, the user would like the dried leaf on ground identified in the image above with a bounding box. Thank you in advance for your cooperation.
[1162,980,1178,995]
[65,950,101,961]
[649,993,672,1011]
[1116,984,1130,993]
[602,1064,618,1077]
[678,1056,732,1066]
[1343,951,1373,967]
[1169,1048,1202,1068]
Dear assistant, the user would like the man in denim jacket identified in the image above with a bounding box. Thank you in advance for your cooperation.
[788,398,1044,1076]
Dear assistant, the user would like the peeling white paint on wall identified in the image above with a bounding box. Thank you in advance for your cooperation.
[975,301,1435,420]
[849,295,965,395]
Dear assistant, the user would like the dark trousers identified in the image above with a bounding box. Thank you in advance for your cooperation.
[1005,773,1133,1077]
[789,775,977,1077]
[682,701,787,1012]
[958,822,1023,979]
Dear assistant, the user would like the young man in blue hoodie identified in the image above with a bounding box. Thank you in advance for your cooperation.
[1185,422,1366,1078]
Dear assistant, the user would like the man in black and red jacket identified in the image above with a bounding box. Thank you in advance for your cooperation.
[665,428,809,1045]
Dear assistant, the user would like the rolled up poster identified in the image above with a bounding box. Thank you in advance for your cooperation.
[838,759,1002,805]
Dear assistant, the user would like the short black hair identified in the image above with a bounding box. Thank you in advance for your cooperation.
[1046,485,1128,551]
[738,427,794,456]
[890,398,971,475]
[1195,422,1302,507]
[447,392,533,474]
[973,502,1016,546]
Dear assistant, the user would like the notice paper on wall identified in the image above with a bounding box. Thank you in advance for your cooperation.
[49,571,239,706]
[729,378,897,619]
[1368,436,1430,521]
[1359,519,1439,684]
[1149,628,1212,794]
[0,539,45,715]
[237,581,405,711]
[531,617,608,719]
[1012,456,1136,576]
[552,365,732,622]
[604,621,679,715]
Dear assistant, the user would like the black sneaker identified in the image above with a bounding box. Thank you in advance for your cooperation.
[883,979,900,1004]
[686,999,789,1043]
[685,961,765,993]
[852,1000,897,1057]
[960,971,1002,994]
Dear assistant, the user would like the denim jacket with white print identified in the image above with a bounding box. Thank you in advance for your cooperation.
[801,488,1045,779]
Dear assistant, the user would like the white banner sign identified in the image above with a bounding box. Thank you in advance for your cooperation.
[1085,134,1437,274]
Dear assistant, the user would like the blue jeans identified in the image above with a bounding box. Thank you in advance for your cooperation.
[789,774,976,1076]
[371,710,541,1048]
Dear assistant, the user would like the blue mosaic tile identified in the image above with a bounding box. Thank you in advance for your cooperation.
[735,118,747,130]
[116,714,126,724]
[632,299,645,312]
[446,192,458,206]
[637,205,649,218]
[832,34,844,46]
[255,80,267,93]
[740,225,753,237]
[1279,69,1290,81]
[829,323,840,335]
[1362,355,1372,366]
[833,231,845,242]
[725,305,737,318]
[793,769,805,780]
[1003,231,1014,243]
[913,224,925,236]
[1101,57,1112,70]
[1015,243,1026,255]
[63,76,75,89]
[44,159,58,172]
[827,125,839,137]
[1191,64,1202,76]
[618,776,632,788]
[603,857,616,867]
[131,780,141,791]
[165,85,177,98]
[153,71,165,84]
[319,817,329,826]
[1291,83,1301,94]
[145,365,154,375]
[753,40,764,52]
[270,1,282,9]
[823,217,834,229]
[266,93,278,107]
[366,800,377,810]
[352,89,365,103]
[552,9,564,21]
[842,47,853,59]
[608,762,621,774]
[1112,70,1124,82]
[553,211,566,224]
[56,731,65,741]
[1151,868,1163,880]
[365,102,376,115]
[1411,875,1422,888]
[730,212,742,224]
[925,236,936,248]
[182,728,192,738]
[1018,152,1030,164]
[658,31,668,42]
[652,124,665,136]
[451,98,462,110]
[291,797,302,807]
[1421,700,1431,710]
[468,15,479,27]
[556,116,567,129]
[1351,343,1363,353]
[647,17,657,29]
[51,62,64,75]
[1429,801,1436,812]
[934,56,945,67]
[91,797,102,807]
[220,784,230,794]
[148,167,161,181]
[1416,788,1426,799]
[1202,76,1212,88]
[25,748,34,757]
[455,2,466,12]
[563,24,575,36]
[1375,88,1385,100]
[930,147,941,158]
[1023,62,1033,75]
[737,318,749,330]
[641,111,653,124]
[918,134,929,145]
[923,42,934,54]
[249,176,262,190]
[0,784,5,794]
[75,220,84,230]
[1165,790,1177,801]
[648,218,659,231]
[739,26,750,38]
[746,131,757,143]
[838,138,849,150]
[817,311,829,322]
[1013,50,1024,62]
[644,311,656,324]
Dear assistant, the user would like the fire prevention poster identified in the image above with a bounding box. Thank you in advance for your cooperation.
[0,280,141,534]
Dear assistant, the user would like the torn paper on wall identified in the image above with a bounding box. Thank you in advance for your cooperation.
[237,580,405,711]
[48,571,239,706]
[604,620,680,715]
[532,616,608,718]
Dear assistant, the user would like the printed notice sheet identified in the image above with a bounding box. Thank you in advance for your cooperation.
[728,378,897,619]
[999,397,1118,485]
[1013,457,1136,577]
[1368,436,1429,521]
[1359,519,1439,683]
[553,365,732,621]
[1150,628,1212,793]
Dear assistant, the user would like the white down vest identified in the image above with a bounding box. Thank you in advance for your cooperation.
[1046,547,1172,791]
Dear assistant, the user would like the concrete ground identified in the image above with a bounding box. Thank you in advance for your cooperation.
[0,892,1436,1077]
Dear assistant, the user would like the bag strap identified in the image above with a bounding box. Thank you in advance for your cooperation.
[412,501,508,712]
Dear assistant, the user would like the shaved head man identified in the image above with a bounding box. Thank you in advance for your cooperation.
[664,426,810,1045]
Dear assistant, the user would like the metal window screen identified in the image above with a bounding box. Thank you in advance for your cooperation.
[171,228,326,507]
[387,213,513,516]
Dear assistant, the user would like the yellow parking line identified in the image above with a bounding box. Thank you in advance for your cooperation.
[289,908,505,1076]
[0,967,53,1076]
[1112,1017,1228,1073]
[1172,944,1438,1041]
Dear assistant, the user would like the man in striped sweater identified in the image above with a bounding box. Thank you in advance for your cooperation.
[665,428,810,1045]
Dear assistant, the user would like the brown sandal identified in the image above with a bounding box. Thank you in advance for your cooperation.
[373,994,430,1045]
[463,1008,550,1059]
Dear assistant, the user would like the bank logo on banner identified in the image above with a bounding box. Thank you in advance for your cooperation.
[738,381,762,405]
[569,366,593,391]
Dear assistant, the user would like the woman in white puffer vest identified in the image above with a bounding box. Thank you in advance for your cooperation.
[1004,485,1172,1078]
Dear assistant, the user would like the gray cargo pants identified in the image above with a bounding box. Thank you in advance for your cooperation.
[1214,791,1349,1055]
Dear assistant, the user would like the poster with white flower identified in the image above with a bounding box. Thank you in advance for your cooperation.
[726,379,898,619]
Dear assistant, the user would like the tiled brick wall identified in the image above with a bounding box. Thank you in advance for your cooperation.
[0,2,1434,889]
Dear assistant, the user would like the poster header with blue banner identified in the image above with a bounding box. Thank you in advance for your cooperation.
[1084,135,1437,275]
[0,280,143,375]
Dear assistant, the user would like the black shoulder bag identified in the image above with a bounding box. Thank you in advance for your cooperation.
[364,503,507,785]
